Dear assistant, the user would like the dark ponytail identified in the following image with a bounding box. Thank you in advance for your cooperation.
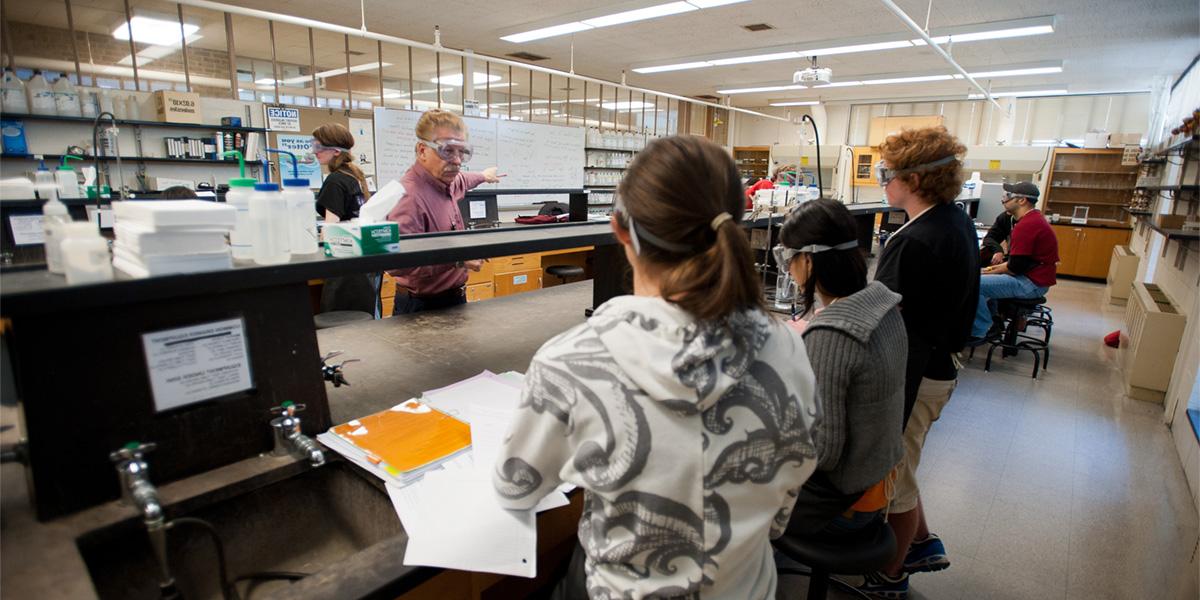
[312,123,371,200]
[615,135,763,322]
[779,198,867,317]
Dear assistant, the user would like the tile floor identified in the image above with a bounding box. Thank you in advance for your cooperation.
[777,279,1200,600]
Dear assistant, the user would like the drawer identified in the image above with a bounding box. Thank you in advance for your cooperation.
[466,282,495,303]
[490,253,538,273]
[494,268,543,297]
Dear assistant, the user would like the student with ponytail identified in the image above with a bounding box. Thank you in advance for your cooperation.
[493,135,821,600]
[312,123,370,222]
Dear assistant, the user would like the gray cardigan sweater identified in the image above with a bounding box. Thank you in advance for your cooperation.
[802,280,907,494]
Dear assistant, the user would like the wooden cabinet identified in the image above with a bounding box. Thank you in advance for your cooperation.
[466,282,494,302]
[852,146,879,187]
[1052,224,1131,279]
[867,116,945,146]
[494,268,543,297]
[1044,148,1137,224]
[734,145,771,180]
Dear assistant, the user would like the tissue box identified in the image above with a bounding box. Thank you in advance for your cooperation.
[323,222,399,256]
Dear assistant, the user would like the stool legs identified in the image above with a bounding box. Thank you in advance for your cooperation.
[807,567,829,600]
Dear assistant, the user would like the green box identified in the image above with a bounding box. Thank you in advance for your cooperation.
[323,222,400,256]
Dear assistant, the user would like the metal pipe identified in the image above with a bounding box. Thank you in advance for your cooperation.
[168,0,789,122]
[344,34,353,109]
[269,20,280,102]
[177,4,191,92]
[875,0,1003,111]
[309,27,317,106]
[224,13,237,100]
[64,0,82,84]
[121,0,140,90]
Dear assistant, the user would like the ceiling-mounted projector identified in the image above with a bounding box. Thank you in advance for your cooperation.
[793,66,833,84]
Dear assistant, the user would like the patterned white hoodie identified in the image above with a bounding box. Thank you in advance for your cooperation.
[494,295,820,599]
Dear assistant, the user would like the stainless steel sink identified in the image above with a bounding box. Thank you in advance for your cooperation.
[76,461,402,600]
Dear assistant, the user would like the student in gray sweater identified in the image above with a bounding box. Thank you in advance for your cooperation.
[776,199,908,536]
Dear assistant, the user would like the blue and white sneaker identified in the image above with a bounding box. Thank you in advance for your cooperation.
[904,533,951,574]
[848,571,909,599]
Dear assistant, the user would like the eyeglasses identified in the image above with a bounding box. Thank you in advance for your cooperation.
[419,138,473,162]
[874,155,958,188]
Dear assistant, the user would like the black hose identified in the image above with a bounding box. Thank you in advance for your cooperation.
[801,114,823,200]
[167,517,240,600]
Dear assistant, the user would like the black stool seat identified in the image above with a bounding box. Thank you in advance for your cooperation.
[545,265,585,278]
[774,518,896,600]
[982,296,1052,377]
[314,310,373,330]
[998,296,1046,309]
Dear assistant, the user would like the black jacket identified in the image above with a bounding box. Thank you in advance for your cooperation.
[875,203,980,423]
[980,212,1014,264]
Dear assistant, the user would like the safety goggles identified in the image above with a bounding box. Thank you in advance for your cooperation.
[311,141,348,154]
[1002,193,1031,204]
[419,138,473,162]
[773,240,859,269]
[875,155,958,188]
[613,194,693,256]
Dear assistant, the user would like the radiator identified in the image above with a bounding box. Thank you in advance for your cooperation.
[1104,245,1139,306]
[1119,282,1188,402]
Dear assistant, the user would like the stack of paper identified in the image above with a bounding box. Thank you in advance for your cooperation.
[111,200,236,277]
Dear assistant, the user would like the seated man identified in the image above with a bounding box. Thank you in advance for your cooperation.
[971,181,1058,339]
[979,210,1014,267]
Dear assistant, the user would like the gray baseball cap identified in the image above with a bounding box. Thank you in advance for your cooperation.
[1003,181,1040,199]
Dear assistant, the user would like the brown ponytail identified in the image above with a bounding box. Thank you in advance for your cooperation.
[615,135,763,322]
[312,123,371,200]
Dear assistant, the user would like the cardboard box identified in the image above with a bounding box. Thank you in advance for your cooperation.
[154,91,203,124]
[323,221,399,256]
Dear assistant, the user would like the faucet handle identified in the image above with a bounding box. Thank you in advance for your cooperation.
[269,401,307,417]
[109,441,156,463]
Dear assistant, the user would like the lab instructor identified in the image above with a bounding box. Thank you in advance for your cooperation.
[385,109,504,315]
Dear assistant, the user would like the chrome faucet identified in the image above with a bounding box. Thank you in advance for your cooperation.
[110,442,175,596]
[269,402,325,467]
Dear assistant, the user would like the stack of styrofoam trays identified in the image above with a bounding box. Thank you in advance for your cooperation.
[111,200,237,278]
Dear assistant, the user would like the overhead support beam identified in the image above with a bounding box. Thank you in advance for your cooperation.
[875,0,1005,112]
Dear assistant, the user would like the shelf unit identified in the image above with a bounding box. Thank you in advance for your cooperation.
[3,112,264,189]
[734,145,771,180]
[1044,148,1139,223]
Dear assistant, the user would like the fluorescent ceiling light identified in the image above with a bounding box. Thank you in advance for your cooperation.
[634,61,712,74]
[686,0,751,6]
[949,24,1054,42]
[600,101,654,110]
[813,81,864,88]
[113,16,199,46]
[969,89,1068,98]
[430,72,503,86]
[581,2,696,27]
[965,66,1062,78]
[770,101,820,106]
[710,52,801,66]
[501,22,593,43]
[863,74,954,85]
[804,40,914,57]
[278,63,392,85]
[717,84,805,94]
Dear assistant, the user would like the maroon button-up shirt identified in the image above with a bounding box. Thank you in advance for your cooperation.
[386,164,488,295]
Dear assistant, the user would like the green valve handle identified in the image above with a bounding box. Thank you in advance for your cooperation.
[59,154,83,170]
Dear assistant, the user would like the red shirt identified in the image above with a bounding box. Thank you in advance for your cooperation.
[386,164,488,295]
[745,179,774,209]
[1009,209,1058,288]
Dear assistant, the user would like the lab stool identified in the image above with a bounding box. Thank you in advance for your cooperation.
[773,517,897,600]
[313,310,373,330]
[545,264,585,286]
[982,296,1051,378]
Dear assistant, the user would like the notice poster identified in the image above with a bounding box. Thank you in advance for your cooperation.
[275,134,325,189]
[349,117,376,181]
[142,318,254,412]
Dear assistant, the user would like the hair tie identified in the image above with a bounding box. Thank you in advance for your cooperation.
[710,212,733,231]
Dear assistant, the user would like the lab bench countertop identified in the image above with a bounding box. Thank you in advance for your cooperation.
[0,281,595,600]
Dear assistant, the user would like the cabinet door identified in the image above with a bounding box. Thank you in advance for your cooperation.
[1076,228,1132,279]
[494,268,543,297]
[1052,225,1082,275]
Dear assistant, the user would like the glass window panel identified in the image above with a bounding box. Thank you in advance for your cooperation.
[379,43,411,110]
[408,46,438,112]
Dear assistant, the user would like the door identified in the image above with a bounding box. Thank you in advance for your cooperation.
[1052,224,1082,275]
[494,268,543,297]
[1075,227,1132,279]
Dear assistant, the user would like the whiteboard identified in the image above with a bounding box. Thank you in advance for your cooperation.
[373,107,583,207]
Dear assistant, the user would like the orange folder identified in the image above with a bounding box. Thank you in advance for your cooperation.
[331,400,471,475]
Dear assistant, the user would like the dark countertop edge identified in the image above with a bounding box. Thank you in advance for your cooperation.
[1049,220,1133,230]
[0,223,615,317]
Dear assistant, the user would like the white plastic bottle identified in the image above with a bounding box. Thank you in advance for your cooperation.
[26,70,56,115]
[80,90,98,118]
[56,155,83,199]
[249,182,290,265]
[41,188,72,274]
[60,222,113,284]
[281,177,318,255]
[111,93,127,119]
[1,69,29,114]
[125,95,141,120]
[99,89,115,116]
[33,159,57,200]
[225,176,257,260]
[53,76,81,117]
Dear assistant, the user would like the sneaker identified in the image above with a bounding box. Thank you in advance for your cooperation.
[904,533,951,574]
[847,571,909,599]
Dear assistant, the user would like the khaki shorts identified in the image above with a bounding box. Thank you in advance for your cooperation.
[891,377,957,513]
